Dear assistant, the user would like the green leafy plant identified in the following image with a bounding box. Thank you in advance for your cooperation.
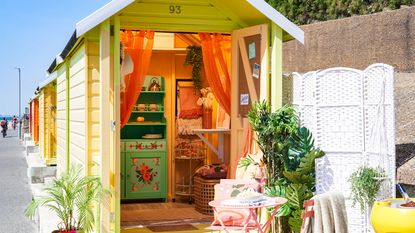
[248,101,325,232]
[25,166,110,232]
[348,166,386,213]
[265,0,415,25]
[184,45,203,90]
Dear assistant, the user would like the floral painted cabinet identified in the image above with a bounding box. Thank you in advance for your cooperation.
[120,76,167,200]
[121,140,167,200]
[121,139,167,199]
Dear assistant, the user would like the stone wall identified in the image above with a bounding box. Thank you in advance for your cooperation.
[283,6,415,73]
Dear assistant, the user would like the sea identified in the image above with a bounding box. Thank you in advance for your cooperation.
[0,116,13,121]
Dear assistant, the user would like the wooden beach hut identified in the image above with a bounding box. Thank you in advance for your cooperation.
[37,74,58,165]
[29,95,39,145]
[45,0,304,232]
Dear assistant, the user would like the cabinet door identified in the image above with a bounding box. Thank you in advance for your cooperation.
[121,152,126,199]
[125,152,166,199]
[120,142,126,199]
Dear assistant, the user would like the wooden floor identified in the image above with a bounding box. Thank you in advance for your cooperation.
[121,202,213,227]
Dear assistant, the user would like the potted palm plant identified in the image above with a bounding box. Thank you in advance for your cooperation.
[25,166,110,233]
[240,101,325,233]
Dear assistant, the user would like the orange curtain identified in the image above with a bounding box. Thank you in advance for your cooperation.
[199,33,231,115]
[120,30,154,128]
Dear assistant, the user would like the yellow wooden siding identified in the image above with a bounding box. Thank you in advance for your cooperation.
[42,84,57,165]
[56,66,67,175]
[69,45,87,173]
[38,92,45,159]
[87,41,101,176]
[44,88,50,163]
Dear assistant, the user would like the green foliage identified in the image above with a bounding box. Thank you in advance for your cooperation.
[184,46,203,90]
[348,166,386,213]
[248,101,325,232]
[25,166,110,232]
[265,0,415,25]
[237,155,257,171]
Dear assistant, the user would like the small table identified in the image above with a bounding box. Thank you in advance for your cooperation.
[192,128,230,162]
[208,197,287,233]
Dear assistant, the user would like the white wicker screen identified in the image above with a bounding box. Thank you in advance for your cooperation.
[288,64,395,233]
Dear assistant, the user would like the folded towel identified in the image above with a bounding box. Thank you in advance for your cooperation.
[313,192,348,233]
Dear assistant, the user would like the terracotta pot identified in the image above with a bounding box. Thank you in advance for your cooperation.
[202,108,212,129]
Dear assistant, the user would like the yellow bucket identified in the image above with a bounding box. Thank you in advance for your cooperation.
[371,198,415,233]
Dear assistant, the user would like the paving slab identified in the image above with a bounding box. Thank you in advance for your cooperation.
[0,130,36,232]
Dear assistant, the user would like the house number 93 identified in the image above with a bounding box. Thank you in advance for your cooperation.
[169,5,182,14]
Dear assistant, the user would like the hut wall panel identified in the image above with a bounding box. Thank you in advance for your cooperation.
[38,93,45,159]
[69,45,87,171]
[87,43,100,176]
[56,67,67,175]
[44,88,50,163]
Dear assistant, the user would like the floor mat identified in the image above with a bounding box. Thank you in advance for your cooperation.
[121,202,212,227]
[147,224,198,232]
[121,224,214,233]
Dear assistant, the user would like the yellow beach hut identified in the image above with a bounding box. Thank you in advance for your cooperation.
[29,95,40,145]
[45,0,304,232]
[37,74,58,165]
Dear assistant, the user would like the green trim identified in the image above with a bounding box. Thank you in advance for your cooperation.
[270,23,283,111]
[66,61,70,171]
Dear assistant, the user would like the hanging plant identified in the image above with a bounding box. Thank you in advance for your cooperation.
[348,166,386,213]
[184,46,203,90]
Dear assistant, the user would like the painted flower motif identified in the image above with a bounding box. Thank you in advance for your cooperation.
[132,186,138,191]
[152,186,159,191]
[143,172,152,181]
[134,160,158,188]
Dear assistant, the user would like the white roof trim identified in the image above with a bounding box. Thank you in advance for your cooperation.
[76,0,303,43]
[246,0,304,44]
[76,0,134,36]
[39,71,57,90]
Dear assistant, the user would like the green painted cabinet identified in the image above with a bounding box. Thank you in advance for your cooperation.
[120,76,167,200]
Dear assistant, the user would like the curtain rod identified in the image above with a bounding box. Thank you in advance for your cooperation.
[119,29,230,35]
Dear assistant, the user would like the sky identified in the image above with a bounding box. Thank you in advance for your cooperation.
[0,0,111,116]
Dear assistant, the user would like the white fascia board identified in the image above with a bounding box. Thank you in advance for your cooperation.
[76,0,134,37]
[39,71,57,90]
[246,0,304,44]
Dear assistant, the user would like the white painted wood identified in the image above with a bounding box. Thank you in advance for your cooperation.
[69,45,87,172]
[76,0,134,36]
[245,0,304,44]
[39,71,58,90]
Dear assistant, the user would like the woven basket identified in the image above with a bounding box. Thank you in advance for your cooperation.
[193,176,220,215]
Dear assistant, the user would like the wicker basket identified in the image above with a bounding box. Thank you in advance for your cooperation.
[193,176,220,215]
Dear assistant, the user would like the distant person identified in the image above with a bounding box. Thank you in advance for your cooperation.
[12,115,17,130]
[1,117,7,138]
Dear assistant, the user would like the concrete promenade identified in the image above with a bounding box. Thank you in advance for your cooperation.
[0,129,36,232]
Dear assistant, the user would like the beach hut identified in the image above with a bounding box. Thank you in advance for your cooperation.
[45,0,304,231]
[37,73,58,165]
[29,95,39,145]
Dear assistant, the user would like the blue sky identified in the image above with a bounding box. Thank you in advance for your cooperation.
[0,0,111,115]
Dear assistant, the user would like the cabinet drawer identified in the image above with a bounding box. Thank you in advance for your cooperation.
[123,140,166,152]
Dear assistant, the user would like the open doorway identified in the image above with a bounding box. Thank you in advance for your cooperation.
[119,32,230,228]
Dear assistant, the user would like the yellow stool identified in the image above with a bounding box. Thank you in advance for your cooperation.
[371,198,415,233]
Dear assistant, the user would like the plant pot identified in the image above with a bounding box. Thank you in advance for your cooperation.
[202,108,212,129]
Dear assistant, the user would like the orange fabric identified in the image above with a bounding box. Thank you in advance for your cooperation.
[120,30,154,128]
[199,33,231,115]
[179,86,202,119]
